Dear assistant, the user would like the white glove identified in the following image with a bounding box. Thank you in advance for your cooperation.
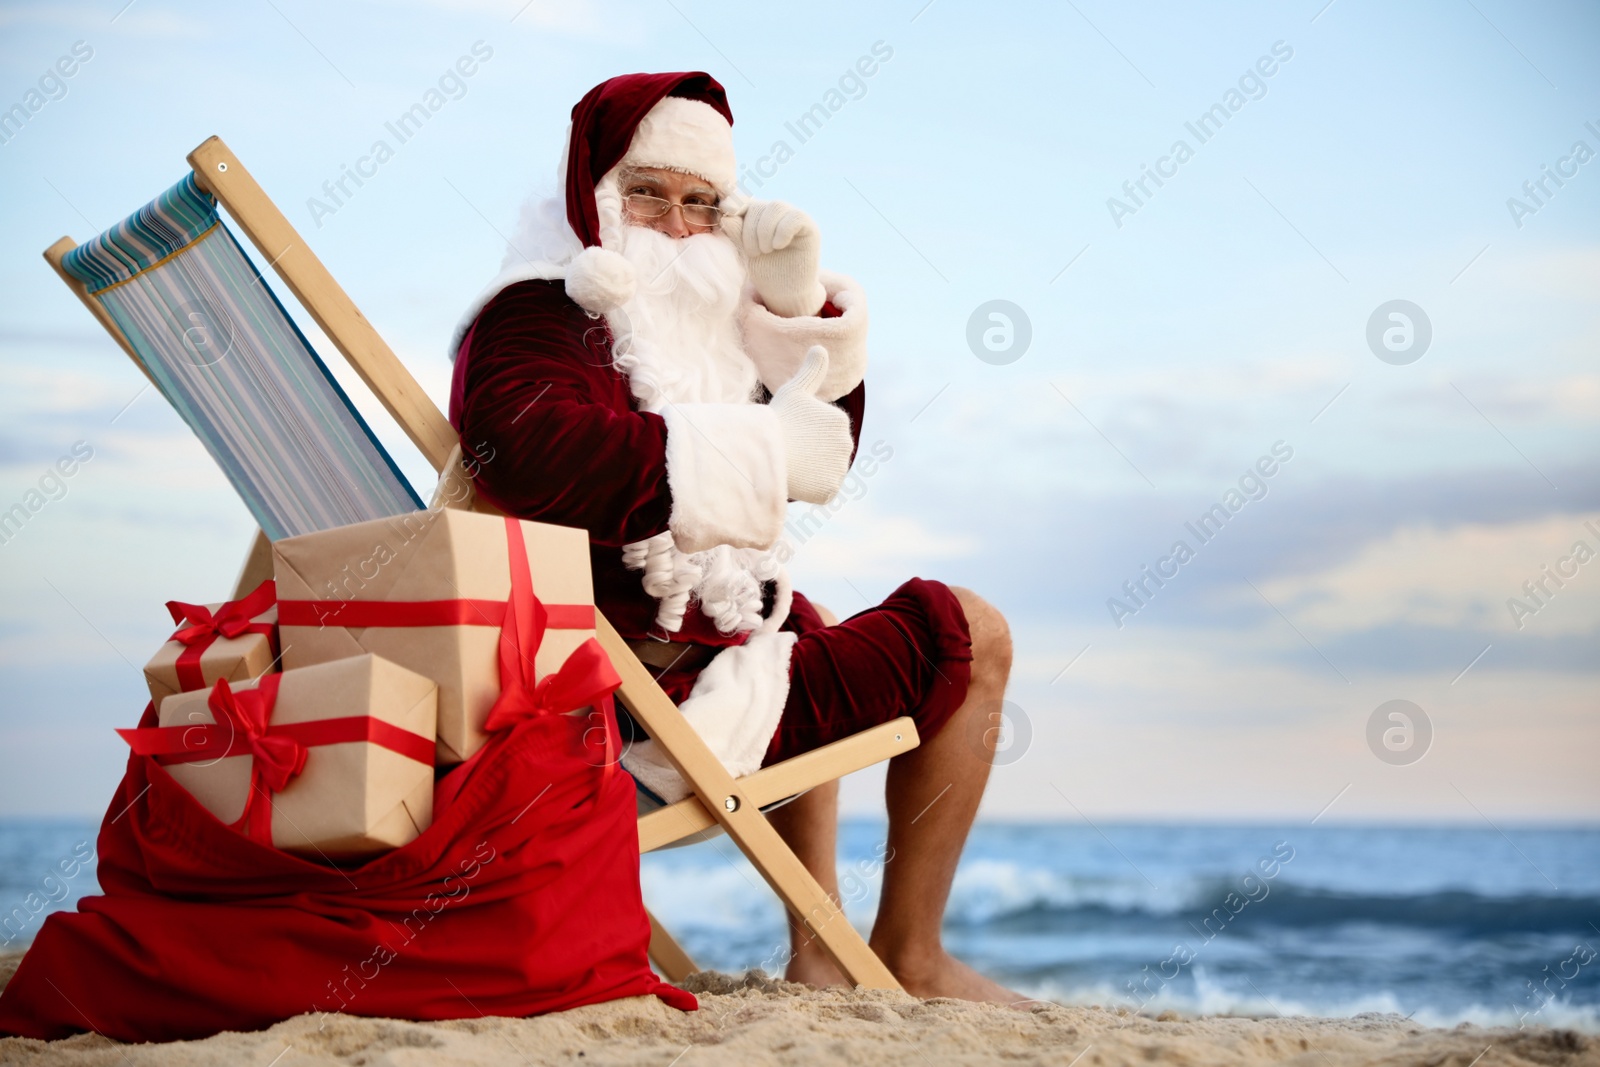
[724,200,827,318]
[769,346,852,503]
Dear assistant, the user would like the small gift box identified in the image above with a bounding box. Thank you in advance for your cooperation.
[119,654,437,856]
[271,509,611,764]
[143,580,278,710]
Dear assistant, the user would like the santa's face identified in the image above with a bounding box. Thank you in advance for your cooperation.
[619,166,723,239]
[608,169,755,410]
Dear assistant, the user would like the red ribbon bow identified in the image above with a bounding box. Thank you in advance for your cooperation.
[119,670,437,848]
[483,518,623,775]
[164,580,277,692]
[117,675,305,844]
[207,674,307,796]
[208,675,305,843]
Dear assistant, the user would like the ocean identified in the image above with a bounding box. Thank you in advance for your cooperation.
[640,820,1600,1030]
[4,818,1597,1030]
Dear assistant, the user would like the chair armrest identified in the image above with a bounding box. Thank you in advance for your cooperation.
[638,717,920,853]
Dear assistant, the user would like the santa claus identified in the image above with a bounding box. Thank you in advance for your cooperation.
[449,71,1019,1003]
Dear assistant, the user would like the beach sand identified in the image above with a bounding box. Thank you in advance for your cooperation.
[1,954,1595,1066]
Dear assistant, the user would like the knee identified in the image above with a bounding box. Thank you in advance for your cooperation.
[949,586,1012,674]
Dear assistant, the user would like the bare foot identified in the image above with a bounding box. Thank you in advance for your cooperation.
[784,944,849,989]
[873,943,1031,1008]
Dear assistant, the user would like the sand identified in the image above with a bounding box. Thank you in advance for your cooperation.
[1,955,1595,1066]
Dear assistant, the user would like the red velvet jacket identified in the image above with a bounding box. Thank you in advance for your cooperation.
[449,279,864,647]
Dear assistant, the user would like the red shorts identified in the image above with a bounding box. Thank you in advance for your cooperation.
[762,578,973,766]
[618,578,972,770]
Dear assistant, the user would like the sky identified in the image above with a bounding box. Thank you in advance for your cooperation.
[0,0,1594,823]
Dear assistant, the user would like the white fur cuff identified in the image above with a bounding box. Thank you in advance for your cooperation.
[622,631,797,804]
[740,270,869,402]
[661,402,788,554]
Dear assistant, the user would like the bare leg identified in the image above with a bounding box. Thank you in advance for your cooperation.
[765,778,848,986]
[768,602,847,985]
[868,586,1026,1004]
[765,592,1023,1003]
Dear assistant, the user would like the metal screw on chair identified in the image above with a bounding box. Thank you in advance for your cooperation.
[217,163,228,172]
[723,795,740,812]
[895,734,902,742]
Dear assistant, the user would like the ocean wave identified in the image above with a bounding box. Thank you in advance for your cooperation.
[1236,886,1600,935]
[943,858,1198,922]
[947,883,1600,936]
[642,852,1600,937]
[1027,968,1600,1033]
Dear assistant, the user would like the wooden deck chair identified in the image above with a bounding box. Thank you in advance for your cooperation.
[44,136,918,991]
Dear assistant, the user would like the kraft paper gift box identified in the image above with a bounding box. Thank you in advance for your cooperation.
[138,654,437,856]
[270,508,597,764]
[143,580,278,711]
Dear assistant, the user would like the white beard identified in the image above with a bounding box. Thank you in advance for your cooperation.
[609,224,757,408]
[607,224,790,637]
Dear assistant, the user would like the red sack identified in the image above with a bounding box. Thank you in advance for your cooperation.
[0,697,696,1042]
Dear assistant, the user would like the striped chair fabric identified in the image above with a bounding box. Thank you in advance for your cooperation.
[60,174,422,540]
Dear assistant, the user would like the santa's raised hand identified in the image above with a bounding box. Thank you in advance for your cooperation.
[769,345,852,503]
[724,200,828,318]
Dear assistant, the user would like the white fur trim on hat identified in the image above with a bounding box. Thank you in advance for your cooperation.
[620,96,737,197]
[740,270,869,402]
[564,245,636,315]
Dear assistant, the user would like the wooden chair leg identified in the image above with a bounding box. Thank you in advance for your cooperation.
[599,615,901,991]
[646,909,699,983]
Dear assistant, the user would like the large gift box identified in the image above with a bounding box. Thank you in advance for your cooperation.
[270,509,599,764]
[121,654,437,856]
[143,580,277,710]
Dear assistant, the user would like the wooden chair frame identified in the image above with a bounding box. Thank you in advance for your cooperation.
[44,136,917,990]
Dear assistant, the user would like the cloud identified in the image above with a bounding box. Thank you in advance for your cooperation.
[1257,513,1600,637]
[785,512,978,583]
[867,352,1353,491]
[0,364,135,418]
[0,2,207,38]
[1481,245,1600,303]
[872,462,1600,665]
[1382,372,1600,423]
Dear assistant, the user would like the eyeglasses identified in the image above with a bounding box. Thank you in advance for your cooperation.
[623,193,722,228]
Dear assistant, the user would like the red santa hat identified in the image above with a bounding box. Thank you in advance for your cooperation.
[562,72,737,315]
[450,72,740,350]
[565,71,735,246]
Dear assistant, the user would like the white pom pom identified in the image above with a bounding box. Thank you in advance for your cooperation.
[564,246,635,314]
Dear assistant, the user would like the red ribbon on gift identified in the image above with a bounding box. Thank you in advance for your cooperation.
[165,579,278,692]
[117,673,436,846]
[276,518,623,777]
[275,598,594,630]
[482,518,623,777]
